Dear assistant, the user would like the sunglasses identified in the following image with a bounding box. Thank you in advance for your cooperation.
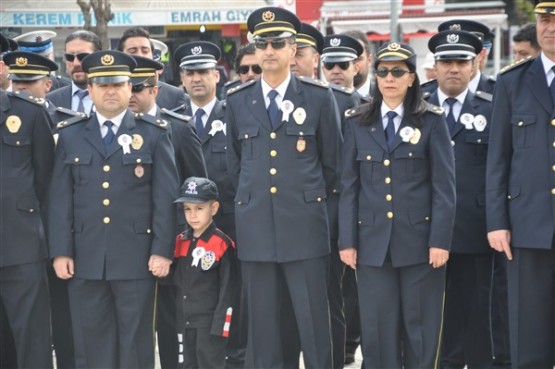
[254,39,289,50]
[238,64,262,75]
[131,84,154,93]
[376,67,412,78]
[323,61,351,71]
[64,53,90,62]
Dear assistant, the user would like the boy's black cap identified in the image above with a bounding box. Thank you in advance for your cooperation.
[175,177,219,204]
[4,51,58,81]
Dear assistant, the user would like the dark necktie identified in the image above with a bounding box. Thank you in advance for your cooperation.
[445,98,458,134]
[385,111,397,149]
[550,66,555,108]
[103,121,115,153]
[267,90,279,128]
[195,108,205,139]
[76,89,88,113]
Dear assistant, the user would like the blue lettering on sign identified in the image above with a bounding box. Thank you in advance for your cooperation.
[12,13,73,26]
[109,12,132,25]
[226,10,252,22]
[170,11,225,24]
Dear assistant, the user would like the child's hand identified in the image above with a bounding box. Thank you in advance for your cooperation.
[148,255,173,277]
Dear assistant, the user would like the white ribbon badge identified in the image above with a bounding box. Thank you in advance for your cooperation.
[191,247,206,267]
[208,120,226,136]
[117,134,132,154]
[281,100,294,122]
[400,126,415,142]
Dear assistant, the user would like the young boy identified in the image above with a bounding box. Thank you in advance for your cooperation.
[172,177,236,369]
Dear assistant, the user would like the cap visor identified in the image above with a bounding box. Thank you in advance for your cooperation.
[90,76,130,84]
[130,77,150,85]
[9,74,48,81]
[321,55,356,63]
[174,196,211,204]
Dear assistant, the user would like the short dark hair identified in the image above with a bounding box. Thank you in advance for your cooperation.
[65,30,102,52]
[234,43,256,73]
[513,23,540,51]
[117,27,155,54]
[342,30,373,56]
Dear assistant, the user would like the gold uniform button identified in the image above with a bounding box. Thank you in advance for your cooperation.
[366,155,372,161]
[103,217,110,224]
[552,188,555,195]
[103,199,110,206]
[29,208,34,213]
[507,195,512,200]
[102,182,110,189]
[551,119,555,126]
[147,229,152,234]
[270,168,277,175]
[16,141,20,145]
[270,186,278,194]
[244,134,249,139]
[425,216,430,221]
[518,121,524,127]
[270,150,277,157]
[451,140,455,147]
[408,152,413,157]
[270,132,277,139]
[384,159,390,166]
[332,188,338,194]
[386,194,392,201]
[385,177,391,184]
[74,157,80,163]
[387,212,393,219]
[552,165,555,172]
[103,165,110,172]
[136,158,142,164]
[317,197,322,202]
[477,139,482,143]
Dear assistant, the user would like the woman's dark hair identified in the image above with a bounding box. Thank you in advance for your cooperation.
[359,64,426,128]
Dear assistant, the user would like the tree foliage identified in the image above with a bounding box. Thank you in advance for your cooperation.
[76,0,114,50]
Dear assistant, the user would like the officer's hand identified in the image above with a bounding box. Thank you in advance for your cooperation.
[487,229,512,260]
[149,255,173,278]
[340,248,357,270]
[53,256,74,279]
[429,247,449,269]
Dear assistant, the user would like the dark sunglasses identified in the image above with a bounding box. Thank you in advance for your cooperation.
[323,61,351,71]
[376,67,412,78]
[64,53,90,62]
[254,39,289,50]
[238,64,262,75]
[131,84,154,93]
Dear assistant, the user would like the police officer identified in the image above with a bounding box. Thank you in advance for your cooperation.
[426,30,495,369]
[0,33,55,369]
[127,54,206,369]
[226,7,341,368]
[487,2,555,367]
[48,50,178,368]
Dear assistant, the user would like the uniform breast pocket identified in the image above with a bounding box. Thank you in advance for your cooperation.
[3,135,31,166]
[210,142,227,171]
[393,146,427,180]
[237,127,260,160]
[511,114,535,148]
[356,149,384,185]
[465,132,489,161]
[64,152,93,185]
[285,125,317,158]
[122,153,153,184]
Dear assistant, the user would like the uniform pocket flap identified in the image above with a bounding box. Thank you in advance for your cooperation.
[234,190,250,205]
[211,142,227,153]
[16,195,39,212]
[465,133,489,144]
[408,208,431,225]
[510,115,536,127]
[357,211,375,226]
[3,135,31,147]
[285,125,316,136]
[393,147,426,159]
[238,127,259,140]
[122,153,153,165]
[134,220,152,234]
[507,185,520,200]
[356,150,383,162]
[64,152,93,165]
[303,188,327,203]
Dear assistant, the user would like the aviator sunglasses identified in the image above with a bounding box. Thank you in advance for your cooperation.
[64,53,90,62]
[238,64,262,75]
[376,67,412,78]
[323,61,352,71]
[254,39,289,50]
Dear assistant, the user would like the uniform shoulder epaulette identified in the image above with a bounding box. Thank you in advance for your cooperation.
[297,75,329,89]
[420,79,437,88]
[474,90,493,102]
[9,90,46,106]
[329,83,354,95]
[56,114,88,129]
[425,102,444,116]
[226,79,256,95]
[422,91,432,99]
[499,56,533,75]
[224,79,241,88]
[344,102,371,119]
[134,112,169,129]
[487,74,496,83]
[160,107,191,122]
[360,95,372,103]
[55,106,88,118]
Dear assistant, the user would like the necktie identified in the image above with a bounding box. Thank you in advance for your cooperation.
[76,89,88,113]
[445,98,458,134]
[267,90,279,128]
[550,66,555,108]
[385,111,397,149]
[195,109,205,139]
[103,121,115,153]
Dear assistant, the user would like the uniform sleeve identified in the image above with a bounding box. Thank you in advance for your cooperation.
[172,122,207,184]
[338,118,360,249]
[32,106,55,213]
[486,76,512,231]
[209,244,237,337]
[48,132,75,258]
[150,130,180,258]
[428,113,457,249]
[225,97,241,191]
[317,88,343,196]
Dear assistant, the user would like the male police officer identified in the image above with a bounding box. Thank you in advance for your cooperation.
[0,33,55,368]
[487,2,555,367]
[426,30,495,369]
[226,7,341,368]
[48,50,178,368]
